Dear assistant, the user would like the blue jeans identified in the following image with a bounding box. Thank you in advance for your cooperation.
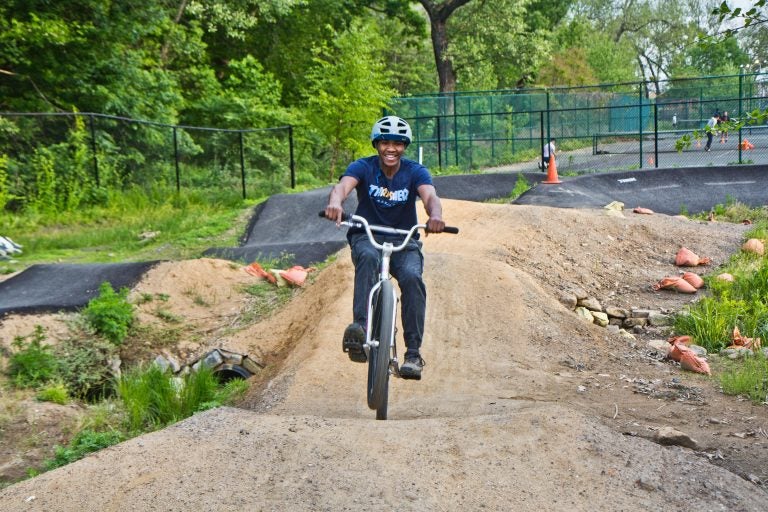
[349,233,425,358]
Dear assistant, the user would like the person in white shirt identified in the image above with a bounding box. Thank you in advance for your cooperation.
[705,114,719,151]
[540,138,556,171]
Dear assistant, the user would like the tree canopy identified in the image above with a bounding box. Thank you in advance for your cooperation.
[0,0,764,193]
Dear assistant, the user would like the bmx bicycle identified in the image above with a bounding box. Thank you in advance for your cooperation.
[320,212,458,420]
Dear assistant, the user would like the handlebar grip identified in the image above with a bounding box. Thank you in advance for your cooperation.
[442,226,459,234]
[318,211,350,221]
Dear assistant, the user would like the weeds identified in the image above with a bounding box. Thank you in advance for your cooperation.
[82,282,134,344]
[36,383,70,405]
[719,353,768,403]
[42,430,126,471]
[117,363,230,432]
[8,326,59,388]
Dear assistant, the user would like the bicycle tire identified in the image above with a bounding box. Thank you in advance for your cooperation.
[367,280,394,413]
[376,383,388,420]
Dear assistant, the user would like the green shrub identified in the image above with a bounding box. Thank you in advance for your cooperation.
[82,282,134,344]
[36,383,70,405]
[44,429,126,470]
[56,337,120,401]
[7,326,59,388]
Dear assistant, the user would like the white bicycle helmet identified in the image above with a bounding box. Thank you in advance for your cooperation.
[370,116,412,147]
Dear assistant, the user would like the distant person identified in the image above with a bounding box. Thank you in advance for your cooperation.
[719,111,730,143]
[540,138,556,171]
[705,113,719,152]
[672,114,677,130]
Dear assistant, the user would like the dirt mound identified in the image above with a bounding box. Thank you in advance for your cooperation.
[1,200,767,511]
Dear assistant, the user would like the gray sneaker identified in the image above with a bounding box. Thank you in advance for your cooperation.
[400,356,425,380]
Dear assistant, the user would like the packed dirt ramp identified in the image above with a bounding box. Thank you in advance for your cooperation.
[1,200,767,511]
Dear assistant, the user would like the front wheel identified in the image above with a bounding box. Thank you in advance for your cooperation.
[367,281,395,415]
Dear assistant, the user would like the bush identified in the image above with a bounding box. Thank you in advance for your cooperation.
[36,383,70,405]
[7,326,59,388]
[44,429,126,470]
[56,337,120,401]
[82,282,134,344]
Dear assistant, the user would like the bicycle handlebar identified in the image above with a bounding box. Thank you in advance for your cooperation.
[319,211,459,252]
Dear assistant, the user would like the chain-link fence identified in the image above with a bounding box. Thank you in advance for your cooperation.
[0,112,295,206]
[387,72,768,174]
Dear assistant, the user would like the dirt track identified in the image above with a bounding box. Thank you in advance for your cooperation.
[1,200,767,511]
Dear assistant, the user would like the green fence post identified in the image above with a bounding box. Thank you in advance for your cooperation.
[539,111,545,169]
[738,67,743,164]
[490,95,495,161]
[289,125,296,189]
[546,90,551,144]
[653,102,659,168]
[239,131,246,199]
[436,116,443,170]
[453,93,459,167]
[468,97,473,170]
[639,84,644,169]
[173,126,180,193]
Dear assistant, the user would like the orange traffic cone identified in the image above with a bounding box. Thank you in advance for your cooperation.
[541,154,561,184]
[647,156,654,166]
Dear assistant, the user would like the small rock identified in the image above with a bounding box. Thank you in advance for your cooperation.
[655,426,698,449]
[575,307,594,323]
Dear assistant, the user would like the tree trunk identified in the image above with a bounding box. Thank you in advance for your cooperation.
[419,0,473,93]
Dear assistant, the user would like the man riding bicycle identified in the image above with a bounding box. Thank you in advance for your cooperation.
[324,116,447,380]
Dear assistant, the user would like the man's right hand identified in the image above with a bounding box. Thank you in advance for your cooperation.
[324,204,344,225]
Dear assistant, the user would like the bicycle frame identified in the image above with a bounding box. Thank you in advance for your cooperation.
[345,214,424,376]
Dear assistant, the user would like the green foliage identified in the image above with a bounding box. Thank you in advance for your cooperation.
[116,364,223,432]
[36,383,70,405]
[510,173,532,200]
[82,282,134,344]
[0,154,9,211]
[7,326,59,388]
[43,429,126,471]
[304,19,396,181]
[674,297,741,352]
[56,337,120,401]
[448,0,553,90]
[719,353,768,403]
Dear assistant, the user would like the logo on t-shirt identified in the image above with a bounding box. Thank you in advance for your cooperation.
[369,184,409,207]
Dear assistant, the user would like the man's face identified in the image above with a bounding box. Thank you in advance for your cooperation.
[376,140,406,168]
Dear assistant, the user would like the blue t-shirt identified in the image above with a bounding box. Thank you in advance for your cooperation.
[343,155,433,237]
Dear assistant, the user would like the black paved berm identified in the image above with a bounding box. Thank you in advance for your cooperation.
[0,262,160,315]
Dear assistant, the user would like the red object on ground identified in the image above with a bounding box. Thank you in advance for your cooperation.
[675,247,711,267]
[681,272,704,289]
[245,262,277,284]
[652,276,697,293]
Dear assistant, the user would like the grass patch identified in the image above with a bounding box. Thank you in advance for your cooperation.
[0,188,259,271]
[116,363,245,432]
[719,353,768,403]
